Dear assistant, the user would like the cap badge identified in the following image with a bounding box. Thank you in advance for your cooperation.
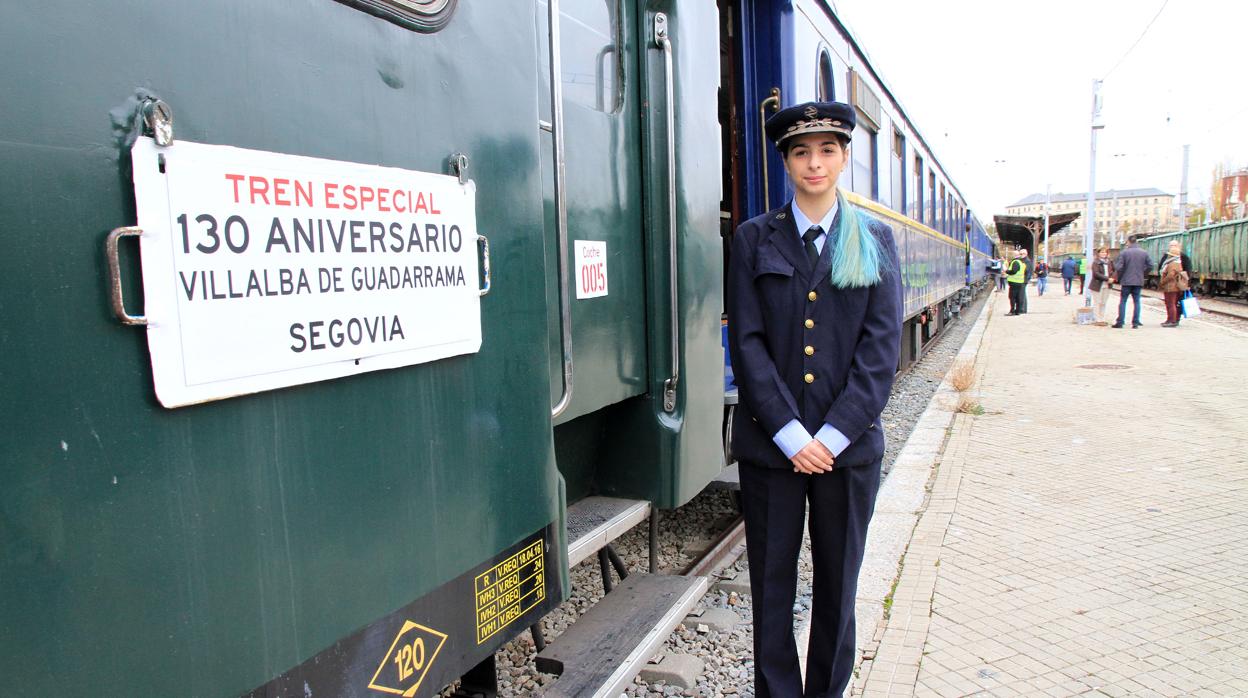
[804,105,818,119]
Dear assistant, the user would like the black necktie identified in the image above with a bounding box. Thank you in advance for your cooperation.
[802,226,823,268]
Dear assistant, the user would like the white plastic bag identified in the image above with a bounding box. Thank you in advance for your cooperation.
[1180,291,1201,318]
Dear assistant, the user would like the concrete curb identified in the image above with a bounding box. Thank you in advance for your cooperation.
[794,290,998,690]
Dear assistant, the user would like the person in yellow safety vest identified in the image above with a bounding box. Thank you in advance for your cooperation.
[1006,248,1028,315]
[1077,256,1088,294]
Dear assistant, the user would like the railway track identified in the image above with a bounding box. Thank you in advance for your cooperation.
[1139,288,1248,321]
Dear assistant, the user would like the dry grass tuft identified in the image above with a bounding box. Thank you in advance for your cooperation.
[949,361,976,393]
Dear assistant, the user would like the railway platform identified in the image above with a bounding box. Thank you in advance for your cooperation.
[852,287,1248,697]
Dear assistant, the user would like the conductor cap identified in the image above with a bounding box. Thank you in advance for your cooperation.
[765,101,855,148]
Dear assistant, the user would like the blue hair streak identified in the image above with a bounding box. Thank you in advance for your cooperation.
[828,191,884,288]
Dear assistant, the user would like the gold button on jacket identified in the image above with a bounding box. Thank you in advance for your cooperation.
[808,291,817,301]
[804,319,815,329]
[804,346,815,356]
[804,373,815,383]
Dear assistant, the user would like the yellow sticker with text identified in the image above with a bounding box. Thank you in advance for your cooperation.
[367,620,448,697]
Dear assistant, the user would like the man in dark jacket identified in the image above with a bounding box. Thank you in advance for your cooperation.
[1060,257,1077,294]
[728,101,902,698]
[1113,236,1154,328]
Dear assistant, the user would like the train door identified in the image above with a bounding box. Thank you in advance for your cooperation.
[540,0,647,433]
[536,2,725,509]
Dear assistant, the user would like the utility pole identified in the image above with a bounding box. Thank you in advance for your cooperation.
[1178,144,1190,232]
[1110,191,1119,248]
[1084,80,1104,307]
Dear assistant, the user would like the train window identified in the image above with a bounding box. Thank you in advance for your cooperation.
[817,48,836,101]
[891,128,905,213]
[851,121,877,200]
[336,0,458,32]
[928,173,936,228]
[555,0,622,113]
[913,155,923,222]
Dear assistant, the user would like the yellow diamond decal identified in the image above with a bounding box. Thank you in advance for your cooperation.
[367,620,448,697]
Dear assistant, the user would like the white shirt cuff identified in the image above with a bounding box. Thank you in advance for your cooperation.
[815,423,852,456]
[772,419,813,459]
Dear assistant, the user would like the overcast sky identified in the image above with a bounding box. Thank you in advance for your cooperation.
[831,0,1246,220]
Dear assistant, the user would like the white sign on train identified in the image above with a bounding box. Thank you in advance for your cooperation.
[574,240,608,299]
[130,137,482,408]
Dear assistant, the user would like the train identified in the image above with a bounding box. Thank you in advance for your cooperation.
[0,1,991,696]
[1140,219,1248,297]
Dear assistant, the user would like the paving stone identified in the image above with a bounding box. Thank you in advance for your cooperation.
[638,652,703,689]
[857,291,1248,696]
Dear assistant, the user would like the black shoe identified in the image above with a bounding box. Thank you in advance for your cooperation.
[1132,323,1143,328]
[1161,322,1175,327]
[1111,323,1124,328]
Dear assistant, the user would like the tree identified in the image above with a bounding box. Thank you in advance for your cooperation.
[1210,164,1227,223]
[1186,204,1208,228]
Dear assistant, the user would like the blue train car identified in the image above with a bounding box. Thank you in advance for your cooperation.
[967,216,996,286]
[722,0,991,370]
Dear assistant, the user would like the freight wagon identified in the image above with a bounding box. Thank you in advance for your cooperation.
[1141,219,1248,297]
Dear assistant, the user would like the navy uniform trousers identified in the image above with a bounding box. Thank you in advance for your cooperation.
[740,458,882,697]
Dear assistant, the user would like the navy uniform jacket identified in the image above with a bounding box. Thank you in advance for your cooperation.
[727,202,903,470]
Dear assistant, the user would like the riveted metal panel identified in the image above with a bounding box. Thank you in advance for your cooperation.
[0,2,558,695]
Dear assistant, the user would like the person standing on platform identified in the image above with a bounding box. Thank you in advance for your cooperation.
[988,257,1003,292]
[1019,248,1032,313]
[1113,235,1153,329]
[1034,256,1049,296]
[1061,256,1077,294]
[1159,240,1190,328]
[1077,255,1088,294]
[1005,248,1027,315]
[727,100,902,698]
[997,257,1008,291]
[1089,247,1114,325]
[1158,239,1193,327]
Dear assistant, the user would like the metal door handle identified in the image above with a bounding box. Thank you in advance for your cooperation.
[548,0,574,418]
[655,12,679,413]
[759,87,781,210]
[105,226,147,326]
[477,234,492,296]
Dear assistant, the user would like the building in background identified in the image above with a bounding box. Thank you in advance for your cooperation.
[1214,168,1248,221]
[1006,188,1177,254]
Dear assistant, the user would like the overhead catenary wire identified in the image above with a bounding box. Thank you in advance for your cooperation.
[1102,0,1171,80]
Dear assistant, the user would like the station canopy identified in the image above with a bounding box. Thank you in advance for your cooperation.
[993,212,1080,255]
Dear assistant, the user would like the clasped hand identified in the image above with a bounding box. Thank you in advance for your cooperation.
[791,439,834,474]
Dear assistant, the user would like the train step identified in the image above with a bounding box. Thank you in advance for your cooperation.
[536,572,709,697]
[566,496,651,568]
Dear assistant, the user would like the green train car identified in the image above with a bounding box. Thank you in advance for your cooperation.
[1,1,722,695]
[1140,219,1248,297]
